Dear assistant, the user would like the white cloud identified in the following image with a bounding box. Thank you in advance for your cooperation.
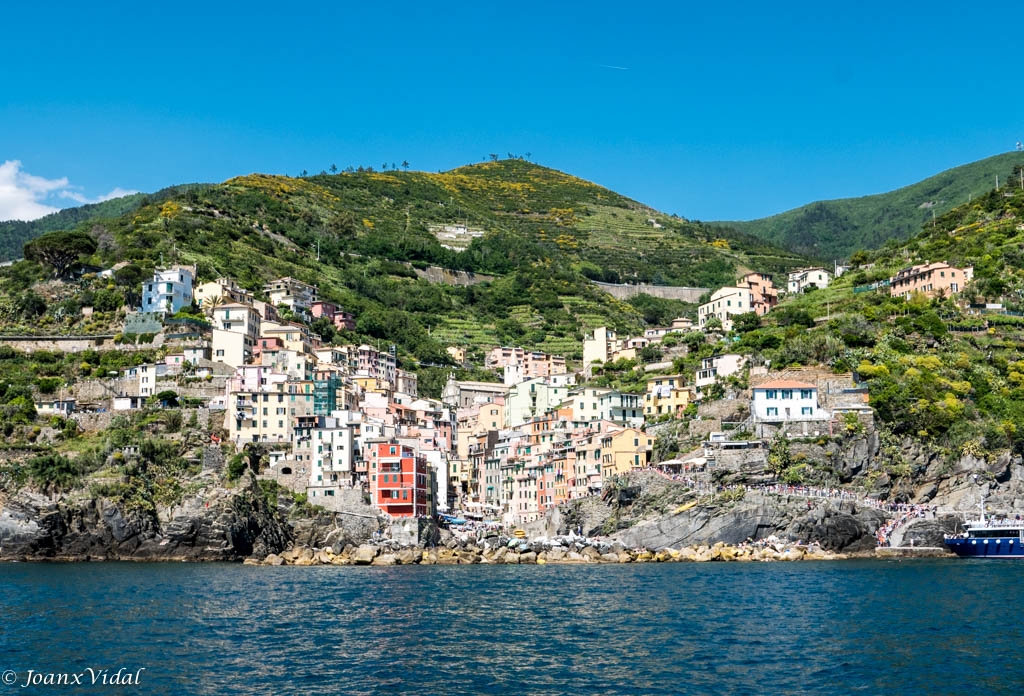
[0,160,65,221]
[58,186,139,205]
[0,160,139,222]
[95,187,138,203]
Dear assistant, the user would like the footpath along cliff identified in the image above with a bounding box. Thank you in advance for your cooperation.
[8,433,1024,563]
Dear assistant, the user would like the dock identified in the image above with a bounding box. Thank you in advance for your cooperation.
[875,546,953,559]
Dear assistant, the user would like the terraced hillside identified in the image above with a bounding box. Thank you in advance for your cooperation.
[0,161,808,378]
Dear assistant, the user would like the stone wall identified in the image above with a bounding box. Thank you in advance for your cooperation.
[755,419,833,440]
[0,335,123,353]
[71,407,215,433]
[413,266,495,286]
[590,281,707,303]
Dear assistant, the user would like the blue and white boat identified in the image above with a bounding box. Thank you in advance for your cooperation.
[945,503,1024,558]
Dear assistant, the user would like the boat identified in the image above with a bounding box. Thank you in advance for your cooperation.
[944,502,1024,558]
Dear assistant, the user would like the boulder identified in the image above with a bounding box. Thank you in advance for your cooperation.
[519,551,537,564]
[263,553,284,566]
[293,547,316,566]
[352,544,379,565]
[372,553,398,566]
[397,548,422,565]
[545,548,566,562]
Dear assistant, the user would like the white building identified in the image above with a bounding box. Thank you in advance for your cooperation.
[211,303,261,367]
[302,415,356,497]
[751,380,827,422]
[263,277,318,313]
[123,363,169,399]
[141,266,195,314]
[564,388,644,428]
[504,378,569,428]
[582,327,623,374]
[787,268,832,294]
[695,354,747,395]
[698,286,756,331]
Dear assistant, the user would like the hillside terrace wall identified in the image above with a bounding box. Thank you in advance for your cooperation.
[0,335,135,353]
[590,281,707,303]
[71,407,215,433]
[413,265,495,286]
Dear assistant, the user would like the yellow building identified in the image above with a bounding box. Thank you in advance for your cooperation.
[599,428,653,478]
[644,374,694,418]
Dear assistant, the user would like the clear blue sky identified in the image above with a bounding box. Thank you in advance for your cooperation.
[2,1,1022,223]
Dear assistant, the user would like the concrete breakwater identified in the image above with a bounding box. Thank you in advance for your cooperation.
[252,539,845,566]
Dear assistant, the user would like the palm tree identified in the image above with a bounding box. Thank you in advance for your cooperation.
[204,295,224,319]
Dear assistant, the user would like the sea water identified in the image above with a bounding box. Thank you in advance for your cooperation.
[0,559,1020,695]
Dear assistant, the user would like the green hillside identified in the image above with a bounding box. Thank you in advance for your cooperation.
[719,151,1024,261]
[0,184,208,262]
[715,160,1024,461]
[0,160,808,376]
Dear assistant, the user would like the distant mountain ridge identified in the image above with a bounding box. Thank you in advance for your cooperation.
[0,184,208,262]
[716,151,1024,261]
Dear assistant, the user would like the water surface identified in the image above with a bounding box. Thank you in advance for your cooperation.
[1,560,1020,695]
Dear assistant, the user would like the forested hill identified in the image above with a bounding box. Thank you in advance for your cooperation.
[0,160,808,367]
[718,151,1024,261]
[0,185,207,262]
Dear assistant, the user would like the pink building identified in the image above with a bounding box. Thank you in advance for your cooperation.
[890,262,973,299]
[310,301,356,331]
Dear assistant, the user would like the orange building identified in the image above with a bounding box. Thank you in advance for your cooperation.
[890,262,973,299]
[370,443,432,517]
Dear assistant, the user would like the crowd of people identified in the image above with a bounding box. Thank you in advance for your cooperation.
[875,504,936,546]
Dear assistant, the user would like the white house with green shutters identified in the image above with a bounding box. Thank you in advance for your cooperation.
[752,380,827,423]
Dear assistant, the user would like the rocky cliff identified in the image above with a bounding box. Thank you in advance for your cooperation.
[0,472,378,562]
[539,471,888,553]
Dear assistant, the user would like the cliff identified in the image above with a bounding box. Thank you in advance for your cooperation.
[0,471,377,562]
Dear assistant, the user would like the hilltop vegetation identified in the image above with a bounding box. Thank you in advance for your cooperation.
[721,151,1024,261]
[0,160,807,372]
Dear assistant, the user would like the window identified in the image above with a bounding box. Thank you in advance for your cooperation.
[766,390,777,399]
[801,407,812,415]
[781,390,792,399]
[800,390,812,399]
[767,407,778,416]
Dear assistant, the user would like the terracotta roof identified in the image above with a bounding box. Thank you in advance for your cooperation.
[753,380,817,390]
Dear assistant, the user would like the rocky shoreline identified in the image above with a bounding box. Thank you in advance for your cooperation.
[252,537,849,567]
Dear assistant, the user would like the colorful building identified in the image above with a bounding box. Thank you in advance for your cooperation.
[369,443,433,517]
[889,262,973,299]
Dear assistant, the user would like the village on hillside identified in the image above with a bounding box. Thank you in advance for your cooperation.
[14,258,974,529]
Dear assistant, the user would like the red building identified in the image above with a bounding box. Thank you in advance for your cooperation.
[370,443,432,517]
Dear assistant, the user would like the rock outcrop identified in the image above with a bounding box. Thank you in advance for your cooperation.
[0,472,293,561]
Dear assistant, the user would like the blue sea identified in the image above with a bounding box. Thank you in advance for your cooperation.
[0,560,1020,695]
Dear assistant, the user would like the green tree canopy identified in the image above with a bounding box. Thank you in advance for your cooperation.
[23,230,98,278]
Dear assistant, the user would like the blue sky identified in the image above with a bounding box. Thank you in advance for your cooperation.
[2,1,1022,223]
